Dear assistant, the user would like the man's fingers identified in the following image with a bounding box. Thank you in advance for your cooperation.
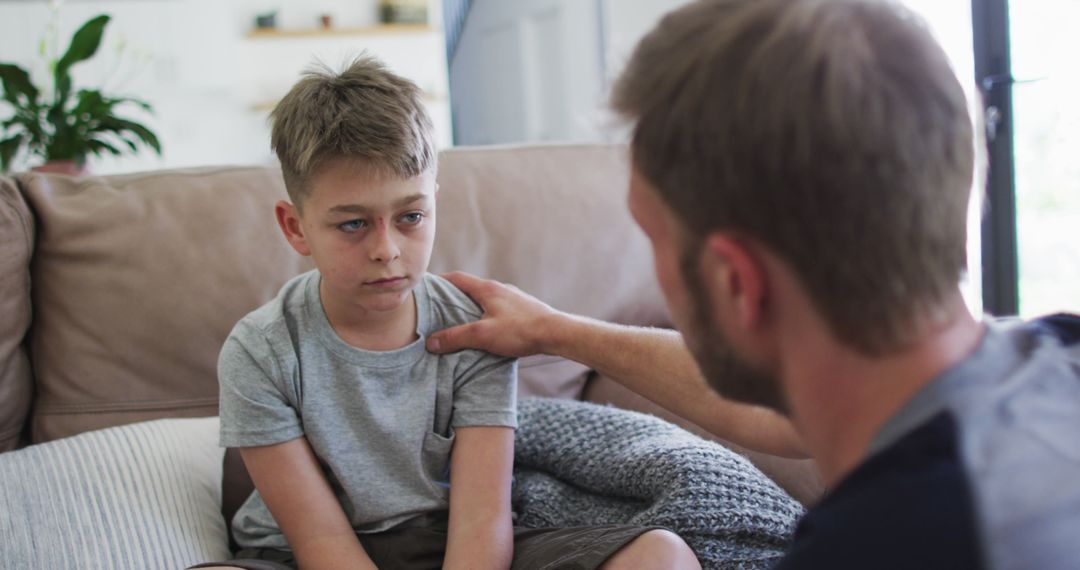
[427,321,484,354]
[440,271,494,301]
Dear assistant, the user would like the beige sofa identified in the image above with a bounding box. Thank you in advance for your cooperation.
[0,143,822,544]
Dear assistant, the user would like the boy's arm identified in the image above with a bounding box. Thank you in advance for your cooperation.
[240,437,378,570]
[443,426,515,570]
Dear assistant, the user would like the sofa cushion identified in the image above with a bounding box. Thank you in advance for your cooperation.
[432,143,666,326]
[0,417,230,568]
[19,167,314,443]
[517,355,591,400]
[0,176,34,452]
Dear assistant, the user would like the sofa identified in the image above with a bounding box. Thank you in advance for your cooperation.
[0,143,823,567]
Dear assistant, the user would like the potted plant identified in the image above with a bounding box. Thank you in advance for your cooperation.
[0,14,161,175]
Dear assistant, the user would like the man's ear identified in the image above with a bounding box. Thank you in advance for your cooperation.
[700,233,767,329]
[275,200,312,257]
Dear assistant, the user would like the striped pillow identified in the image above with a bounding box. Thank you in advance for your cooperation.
[0,417,231,569]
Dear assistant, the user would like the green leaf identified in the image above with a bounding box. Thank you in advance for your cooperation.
[87,138,121,157]
[118,135,138,153]
[54,15,110,106]
[93,116,161,155]
[109,95,154,113]
[72,89,112,122]
[0,63,40,107]
[6,106,45,142]
[55,15,110,80]
[0,134,24,172]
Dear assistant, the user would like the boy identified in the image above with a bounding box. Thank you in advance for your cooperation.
[193,57,699,570]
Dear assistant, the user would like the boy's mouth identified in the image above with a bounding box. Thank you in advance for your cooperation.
[364,276,408,288]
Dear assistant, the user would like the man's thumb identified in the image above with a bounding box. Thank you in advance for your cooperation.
[427,322,478,354]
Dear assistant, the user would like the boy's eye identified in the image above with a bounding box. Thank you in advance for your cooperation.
[400,212,424,225]
[339,219,366,232]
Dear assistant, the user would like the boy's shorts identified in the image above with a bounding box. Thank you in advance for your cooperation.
[190,516,664,570]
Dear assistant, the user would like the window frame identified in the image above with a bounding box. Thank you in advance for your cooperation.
[971,0,1019,315]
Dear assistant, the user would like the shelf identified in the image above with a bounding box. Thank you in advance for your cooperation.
[246,24,435,39]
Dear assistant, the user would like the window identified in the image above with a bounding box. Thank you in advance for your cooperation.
[1009,0,1080,316]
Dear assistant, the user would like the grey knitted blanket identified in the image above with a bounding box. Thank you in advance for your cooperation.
[511,398,805,570]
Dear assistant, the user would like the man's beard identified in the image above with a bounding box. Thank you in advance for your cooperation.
[679,243,790,415]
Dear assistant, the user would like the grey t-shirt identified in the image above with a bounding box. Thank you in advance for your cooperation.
[218,271,518,550]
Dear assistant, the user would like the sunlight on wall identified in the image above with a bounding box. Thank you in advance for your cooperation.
[900,1,983,316]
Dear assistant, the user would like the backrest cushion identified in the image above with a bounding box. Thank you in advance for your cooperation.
[19,167,314,443]
[431,144,669,398]
[0,176,35,451]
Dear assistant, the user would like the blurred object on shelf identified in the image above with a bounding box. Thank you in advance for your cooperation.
[255,11,277,29]
[379,0,427,24]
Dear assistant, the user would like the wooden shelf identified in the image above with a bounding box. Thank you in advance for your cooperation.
[246,24,435,39]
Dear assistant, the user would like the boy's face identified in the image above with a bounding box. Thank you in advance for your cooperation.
[277,159,437,316]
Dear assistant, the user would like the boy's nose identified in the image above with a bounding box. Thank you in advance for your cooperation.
[369,226,401,263]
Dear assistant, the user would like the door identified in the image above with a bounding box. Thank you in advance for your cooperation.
[448,0,605,145]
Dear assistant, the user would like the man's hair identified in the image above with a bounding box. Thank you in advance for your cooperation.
[271,55,436,207]
[612,0,977,355]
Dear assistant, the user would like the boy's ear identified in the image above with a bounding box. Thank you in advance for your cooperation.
[275,200,312,257]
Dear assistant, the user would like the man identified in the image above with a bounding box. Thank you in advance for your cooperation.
[427,0,1080,568]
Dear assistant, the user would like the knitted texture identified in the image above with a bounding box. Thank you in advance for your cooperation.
[511,398,804,570]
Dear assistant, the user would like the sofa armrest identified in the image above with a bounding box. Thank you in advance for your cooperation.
[0,176,35,452]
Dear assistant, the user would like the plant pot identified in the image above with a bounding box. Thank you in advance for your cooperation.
[31,160,88,176]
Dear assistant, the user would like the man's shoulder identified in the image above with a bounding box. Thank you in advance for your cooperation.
[778,411,983,570]
[961,314,1080,570]
[420,273,485,327]
[1017,312,1080,346]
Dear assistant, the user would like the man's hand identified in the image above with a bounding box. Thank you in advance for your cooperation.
[428,272,808,458]
[427,272,562,357]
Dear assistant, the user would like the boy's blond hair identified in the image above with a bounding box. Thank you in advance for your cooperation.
[612,0,977,355]
[271,55,436,208]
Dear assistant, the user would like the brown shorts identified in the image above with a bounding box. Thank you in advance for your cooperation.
[190,521,662,570]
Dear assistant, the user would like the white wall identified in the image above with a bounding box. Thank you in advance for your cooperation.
[601,0,691,89]
[0,0,450,175]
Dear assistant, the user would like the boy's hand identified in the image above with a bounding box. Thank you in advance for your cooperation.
[426,272,562,357]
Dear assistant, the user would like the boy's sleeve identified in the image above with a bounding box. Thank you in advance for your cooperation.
[451,352,518,429]
[218,326,304,448]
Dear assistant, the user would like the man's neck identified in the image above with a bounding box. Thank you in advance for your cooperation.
[782,300,985,488]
